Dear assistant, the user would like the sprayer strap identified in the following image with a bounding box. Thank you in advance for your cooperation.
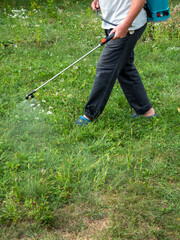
[143,3,152,19]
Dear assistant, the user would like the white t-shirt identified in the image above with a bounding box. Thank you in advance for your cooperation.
[99,0,147,30]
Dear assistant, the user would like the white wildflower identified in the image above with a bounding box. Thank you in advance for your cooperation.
[39,109,45,113]
[47,111,53,115]
[58,9,63,13]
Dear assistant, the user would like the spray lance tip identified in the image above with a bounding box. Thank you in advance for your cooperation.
[25,90,36,100]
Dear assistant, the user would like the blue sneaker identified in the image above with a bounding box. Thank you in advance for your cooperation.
[132,113,140,118]
[75,115,91,126]
[132,113,158,118]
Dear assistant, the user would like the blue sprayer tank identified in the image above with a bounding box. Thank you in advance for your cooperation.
[146,0,170,22]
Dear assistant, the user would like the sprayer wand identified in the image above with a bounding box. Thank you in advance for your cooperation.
[25,33,115,100]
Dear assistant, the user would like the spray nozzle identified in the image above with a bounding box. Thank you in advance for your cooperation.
[25,90,36,100]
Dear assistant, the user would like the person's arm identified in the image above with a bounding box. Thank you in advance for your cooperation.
[110,0,146,39]
[91,0,100,11]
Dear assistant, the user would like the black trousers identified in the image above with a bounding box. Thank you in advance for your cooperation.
[84,24,152,120]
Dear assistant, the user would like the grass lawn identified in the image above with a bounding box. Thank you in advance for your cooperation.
[0,0,180,239]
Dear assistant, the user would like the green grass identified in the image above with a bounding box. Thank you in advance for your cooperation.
[0,0,180,239]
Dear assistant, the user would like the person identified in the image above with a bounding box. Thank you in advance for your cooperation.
[76,0,157,126]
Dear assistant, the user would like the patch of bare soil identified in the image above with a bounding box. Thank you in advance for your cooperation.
[61,217,110,240]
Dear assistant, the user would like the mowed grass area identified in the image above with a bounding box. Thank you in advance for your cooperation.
[0,0,180,239]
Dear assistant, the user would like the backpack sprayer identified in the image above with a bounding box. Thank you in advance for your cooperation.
[145,0,170,22]
[25,0,170,100]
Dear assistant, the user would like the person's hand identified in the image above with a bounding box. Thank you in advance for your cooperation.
[110,22,129,39]
[91,0,100,11]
